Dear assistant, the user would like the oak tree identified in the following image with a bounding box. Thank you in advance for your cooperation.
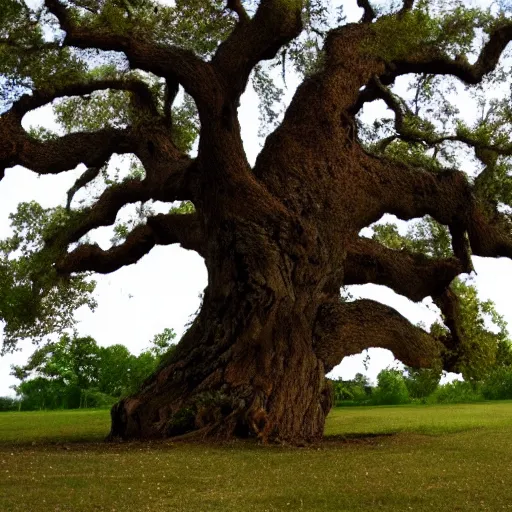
[3,0,512,443]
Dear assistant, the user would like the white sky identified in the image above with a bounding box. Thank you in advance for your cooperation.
[1,0,510,395]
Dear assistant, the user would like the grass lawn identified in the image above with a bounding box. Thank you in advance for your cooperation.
[1,403,512,511]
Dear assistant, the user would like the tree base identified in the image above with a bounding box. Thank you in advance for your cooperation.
[107,348,333,444]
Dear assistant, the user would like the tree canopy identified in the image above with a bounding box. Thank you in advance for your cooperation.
[3,0,512,442]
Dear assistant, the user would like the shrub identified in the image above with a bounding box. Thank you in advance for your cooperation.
[428,380,483,404]
[0,396,19,412]
[80,389,117,408]
[371,369,410,405]
[482,367,512,400]
[331,375,371,406]
[404,367,441,399]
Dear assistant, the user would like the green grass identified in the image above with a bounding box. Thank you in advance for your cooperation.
[2,403,512,511]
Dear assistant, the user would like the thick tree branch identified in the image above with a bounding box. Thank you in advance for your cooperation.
[212,0,303,99]
[66,165,103,210]
[359,77,512,161]
[433,287,464,370]
[351,19,512,116]
[226,0,249,23]
[398,0,414,16]
[384,21,512,85]
[44,0,218,105]
[0,117,134,179]
[47,162,194,251]
[314,299,445,372]
[358,153,512,261]
[57,212,204,274]
[357,0,376,24]
[344,237,465,302]
[12,77,158,117]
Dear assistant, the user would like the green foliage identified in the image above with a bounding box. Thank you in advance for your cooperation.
[11,333,102,409]
[252,65,284,136]
[11,328,177,410]
[331,374,371,406]
[428,380,483,404]
[371,369,410,405]
[169,200,195,215]
[372,215,512,381]
[481,367,512,400]
[366,1,495,62]
[450,279,511,382]
[149,327,176,358]
[372,215,452,258]
[0,396,19,412]
[404,366,441,399]
[0,202,97,352]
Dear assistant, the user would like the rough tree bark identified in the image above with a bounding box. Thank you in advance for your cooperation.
[3,0,512,443]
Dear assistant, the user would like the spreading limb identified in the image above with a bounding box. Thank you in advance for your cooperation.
[357,0,376,24]
[44,0,217,105]
[314,299,446,372]
[0,119,134,179]
[384,21,512,85]
[344,237,464,302]
[57,212,204,274]
[212,0,303,100]
[358,153,512,260]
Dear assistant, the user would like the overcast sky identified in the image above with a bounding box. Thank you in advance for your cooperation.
[1,0,510,395]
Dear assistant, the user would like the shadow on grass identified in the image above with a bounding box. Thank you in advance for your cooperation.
[322,432,396,446]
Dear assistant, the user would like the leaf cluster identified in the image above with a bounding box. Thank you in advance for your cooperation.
[0,202,97,352]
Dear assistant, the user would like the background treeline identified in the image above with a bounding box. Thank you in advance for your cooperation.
[0,329,176,411]
[332,364,512,407]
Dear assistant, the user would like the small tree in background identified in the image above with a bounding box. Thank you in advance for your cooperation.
[403,366,441,400]
[372,369,410,406]
[11,328,178,409]
[11,333,101,408]
[331,373,371,405]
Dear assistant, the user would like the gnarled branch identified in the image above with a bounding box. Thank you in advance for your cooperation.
[47,162,194,251]
[357,0,376,24]
[344,237,465,302]
[384,21,512,85]
[66,165,103,211]
[57,212,204,274]
[44,0,218,105]
[12,77,158,117]
[398,0,415,17]
[226,0,249,23]
[357,152,512,262]
[212,0,303,99]
[0,120,134,179]
[314,299,446,372]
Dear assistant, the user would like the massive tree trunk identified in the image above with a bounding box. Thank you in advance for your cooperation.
[110,205,337,442]
[110,291,333,443]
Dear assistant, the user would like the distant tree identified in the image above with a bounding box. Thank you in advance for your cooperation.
[331,373,371,405]
[97,344,133,397]
[403,366,441,399]
[481,367,512,400]
[12,329,178,408]
[15,376,67,410]
[12,333,101,408]
[372,369,410,406]
[430,279,512,382]
[148,327,177,360]
[0,396,19,412]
